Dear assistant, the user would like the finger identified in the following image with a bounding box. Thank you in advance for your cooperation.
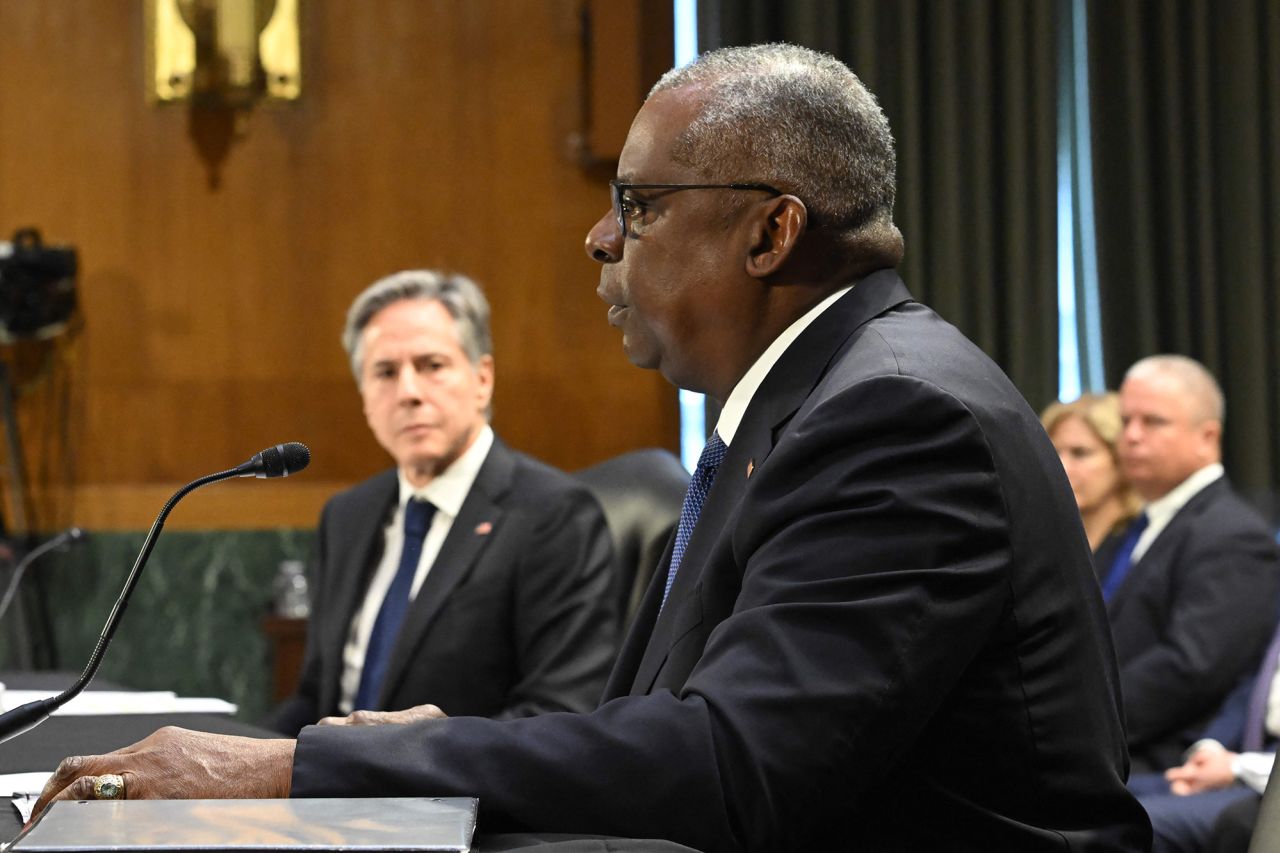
[347,710,385,726]
[118,770,142,799]
[61,775,100,802]
[316,714,353,726]
[30,774,96,824]
[386,705,445,723]
[35,755,95,815]
[40,755,88,799]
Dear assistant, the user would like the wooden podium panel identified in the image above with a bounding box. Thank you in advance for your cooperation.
[261,615,307,702]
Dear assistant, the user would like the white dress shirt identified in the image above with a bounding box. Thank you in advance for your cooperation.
[1130,462,1224,564]
[337,425,495,713]
[714,285,853,444]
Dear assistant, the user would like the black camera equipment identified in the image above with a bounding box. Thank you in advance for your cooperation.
[0,228,80,664]
[0,228,78,343]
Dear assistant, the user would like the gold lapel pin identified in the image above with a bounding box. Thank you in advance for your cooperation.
[746,459,755,478]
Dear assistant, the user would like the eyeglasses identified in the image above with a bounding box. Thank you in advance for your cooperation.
[609,180,783,238]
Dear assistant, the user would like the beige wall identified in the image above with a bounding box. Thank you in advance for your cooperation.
[0,1,678,531]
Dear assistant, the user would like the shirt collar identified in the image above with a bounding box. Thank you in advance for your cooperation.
[714,285,853,446]
[396,424,494,518]
[1142,462,1224,527]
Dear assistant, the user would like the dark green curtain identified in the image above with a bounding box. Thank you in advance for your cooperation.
[698,0,1060,410]
[1088,0,1280,512]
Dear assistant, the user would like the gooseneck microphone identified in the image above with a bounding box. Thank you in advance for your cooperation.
[0,442,311,744]
[0,527,88,625]
[236,442,311,479]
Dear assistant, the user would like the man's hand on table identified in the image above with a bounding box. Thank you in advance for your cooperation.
[318,703,447,727]
[30,727,295,822]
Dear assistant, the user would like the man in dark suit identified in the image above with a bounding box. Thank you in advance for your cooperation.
[1100,355,1280,773]
[35,44,1151,851]
[268,270,620,734]
[1132,664,1276,852]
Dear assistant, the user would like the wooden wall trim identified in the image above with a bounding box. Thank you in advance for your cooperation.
[1,1,679,535]
[31,482,336,530]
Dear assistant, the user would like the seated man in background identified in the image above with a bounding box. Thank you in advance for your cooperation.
[36,44,1150,851]
[1103,354,1280,773]
[268,270,619,734]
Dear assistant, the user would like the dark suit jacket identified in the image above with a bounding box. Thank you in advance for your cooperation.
[1199,675,1256,752]
[269,438,620,734]
[292,272,1151,852]
[1099,477,1280,772]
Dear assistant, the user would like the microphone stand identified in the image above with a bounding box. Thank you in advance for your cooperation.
[0,443,309,744]
[0,528,85,626]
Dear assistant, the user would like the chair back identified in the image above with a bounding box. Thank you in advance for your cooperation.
[576,449,689,626]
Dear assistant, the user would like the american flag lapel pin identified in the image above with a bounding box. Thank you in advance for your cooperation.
[474,521,493,536]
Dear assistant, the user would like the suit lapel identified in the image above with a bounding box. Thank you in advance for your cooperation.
[321,473,397,712]
[627,271,915,694]
[1107,478,1226,614]
[602,532,676,700]
[377,440,513,705]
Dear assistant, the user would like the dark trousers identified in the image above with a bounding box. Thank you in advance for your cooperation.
[1132,773,1259,853]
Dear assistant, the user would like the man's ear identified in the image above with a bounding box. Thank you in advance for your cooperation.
[1198,417,1222,458]
[475,354,496,411]
[745,195,807,279]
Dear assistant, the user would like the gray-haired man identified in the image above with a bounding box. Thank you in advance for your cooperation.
[35,46,1149,851]
[268,269,619,734]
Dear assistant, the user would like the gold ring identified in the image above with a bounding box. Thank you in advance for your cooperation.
[92,774,125,800]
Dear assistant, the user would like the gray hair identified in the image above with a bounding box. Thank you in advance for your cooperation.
[649,43,897,232]
[341,269,492,384]
[1125,354,1226,425]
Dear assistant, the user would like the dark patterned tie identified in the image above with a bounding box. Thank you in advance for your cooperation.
[662,432,728,607]
[1101,512,1149,602]
[354,498,436,710]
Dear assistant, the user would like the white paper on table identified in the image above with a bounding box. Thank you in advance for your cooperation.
[1,773,51,798]
[0,691,236,716]
[2,772,52,828]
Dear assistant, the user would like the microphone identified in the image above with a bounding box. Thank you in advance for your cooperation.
[0,443,310,744]
[0,527,88,624]
[235,442,311,479]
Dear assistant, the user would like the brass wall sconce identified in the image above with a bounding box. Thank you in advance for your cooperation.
[145,0,300,186]
[146,0,301,109]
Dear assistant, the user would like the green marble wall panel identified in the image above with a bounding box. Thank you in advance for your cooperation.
[1,530,314,724]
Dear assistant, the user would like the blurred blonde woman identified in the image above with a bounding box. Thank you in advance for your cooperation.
[1041,393,1142,552]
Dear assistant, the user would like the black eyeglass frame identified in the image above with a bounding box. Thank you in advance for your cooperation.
[609,180,784,238]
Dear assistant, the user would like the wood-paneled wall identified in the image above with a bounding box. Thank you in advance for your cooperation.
[0,1,678,531]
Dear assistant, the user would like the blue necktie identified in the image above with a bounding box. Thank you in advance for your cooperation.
[1101,512,1149,602]
[354,498,436,710]
[662,431,728,607]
